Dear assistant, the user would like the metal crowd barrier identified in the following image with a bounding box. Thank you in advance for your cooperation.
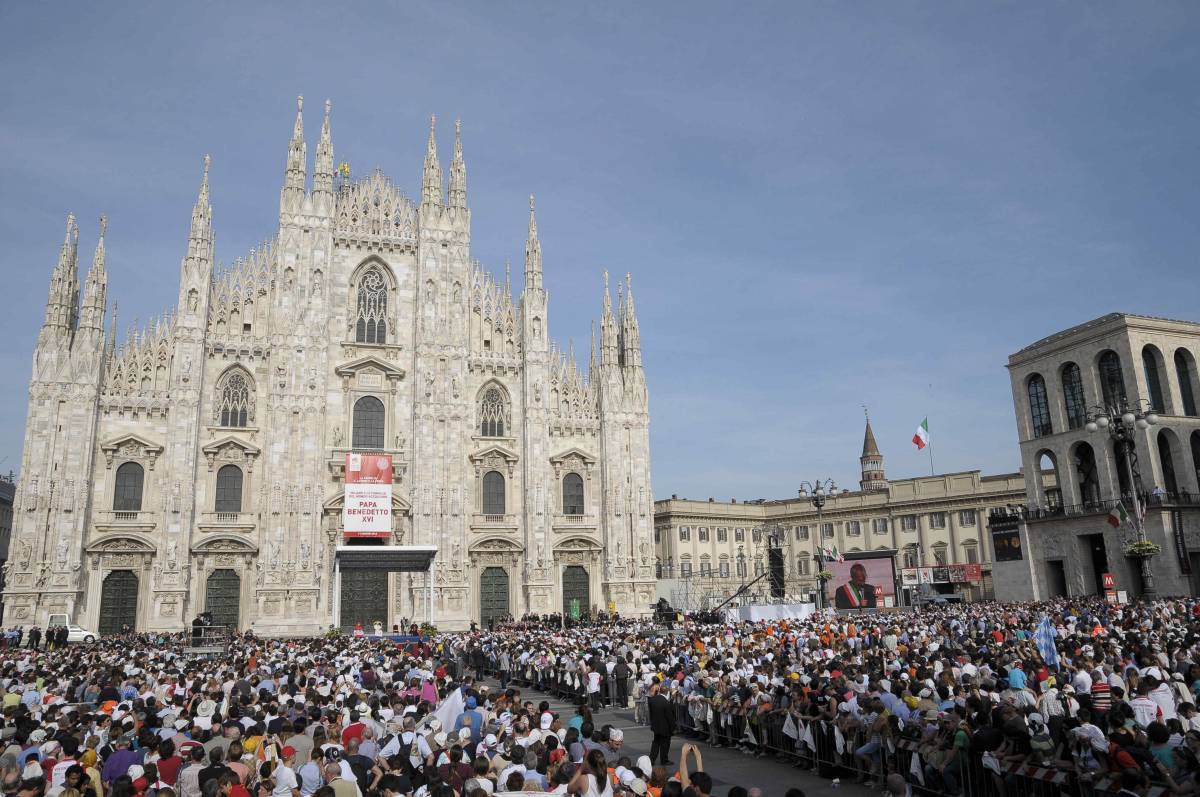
[454,647,1177,797]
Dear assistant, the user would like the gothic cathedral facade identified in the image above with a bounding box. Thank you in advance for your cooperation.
[4,98,656,634]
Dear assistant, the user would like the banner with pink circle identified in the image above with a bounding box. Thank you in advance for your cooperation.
[344,452,393,538]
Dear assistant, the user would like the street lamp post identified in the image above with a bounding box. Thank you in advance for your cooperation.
[799,478,837,611]
[1085,399,1160,597]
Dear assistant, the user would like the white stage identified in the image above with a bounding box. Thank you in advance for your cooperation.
[724,602,816,623]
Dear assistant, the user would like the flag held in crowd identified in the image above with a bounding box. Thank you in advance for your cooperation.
[1036,615,1059,668]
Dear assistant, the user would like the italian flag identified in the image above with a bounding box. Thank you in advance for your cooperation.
[912,417,930,450]
[1107,502,1129,528]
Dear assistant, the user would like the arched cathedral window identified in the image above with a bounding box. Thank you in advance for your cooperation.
[215,369,254,427]
[353,396,386,450]
[563,473,585,516]
[356,267,388,344]
[479,386,509,437]
[113,462,144,512]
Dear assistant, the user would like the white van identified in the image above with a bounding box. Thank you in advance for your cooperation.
[45,613,98,644]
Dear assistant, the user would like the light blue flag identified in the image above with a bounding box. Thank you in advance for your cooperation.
[1036,615,1059,669]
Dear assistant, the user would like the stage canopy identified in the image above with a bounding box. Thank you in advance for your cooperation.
[335,545,437,571]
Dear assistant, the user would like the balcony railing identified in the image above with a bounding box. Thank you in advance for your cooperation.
[472,513,517,528]
[95,510,156,531]
[1025,490,1200,522]
[197,512,256,530]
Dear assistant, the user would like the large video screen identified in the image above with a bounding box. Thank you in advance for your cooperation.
[827,555,897,609]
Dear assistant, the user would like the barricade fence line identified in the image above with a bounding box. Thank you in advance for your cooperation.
[457,648,1178,797]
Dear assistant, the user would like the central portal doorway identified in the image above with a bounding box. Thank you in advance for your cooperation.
[562,565,590,620]
[340,568,389,630]
[480,567,510,629]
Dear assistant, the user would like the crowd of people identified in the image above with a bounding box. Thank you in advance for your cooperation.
[0,596,1195,797]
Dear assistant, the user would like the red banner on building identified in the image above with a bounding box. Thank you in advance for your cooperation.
[343,453,392,538]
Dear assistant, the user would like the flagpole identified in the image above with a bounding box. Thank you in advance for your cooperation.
[928,435,935,476]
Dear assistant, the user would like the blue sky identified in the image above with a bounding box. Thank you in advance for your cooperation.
[1,3,1198,500]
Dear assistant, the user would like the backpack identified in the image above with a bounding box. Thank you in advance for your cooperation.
[1120,744,1160,779]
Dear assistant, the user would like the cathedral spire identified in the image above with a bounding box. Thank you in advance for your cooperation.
[859,408,888,492]
[421,114,443,206]
[589,319,597,378]
[106,300,118,360]
[524,195,543,292]
[43,212,80,336]
[600,270,618,366]
[281,95,307,214]
[504,259,511,297]
[448,118,467,210]
[312,99,334,204]
[621,272,642,369]
[187,155,213,265]
[80,215,108,335]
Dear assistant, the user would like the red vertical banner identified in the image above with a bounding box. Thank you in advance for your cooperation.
[343,453,392,538]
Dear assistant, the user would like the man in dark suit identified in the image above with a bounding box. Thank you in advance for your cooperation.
[647,682,676,766]
[833,563,878,609]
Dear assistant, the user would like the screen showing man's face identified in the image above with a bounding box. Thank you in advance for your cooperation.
[850,564,867,584]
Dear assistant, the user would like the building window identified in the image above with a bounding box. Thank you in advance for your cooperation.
[959,509,977,526]
[752,527,763,543]
[821,522,834,538]
[113,462,144,511]
[1143,347,1166,412]
[901,515,917,531]
[965,544,979,564]
[903,546,918,568]
[215,368,253,427]
[699,527,710,542]
[872,518,888,535]
[214,465,243,513]
[352,396,385,449]
[355,267,388,344]
[1098,350,1127,408]
[797,556,810,576]
[482,471,506,515]
[679,527,690,542]
[655,561,663,578]
[796,525,809,540]
[736,559,747,577]
[562,473,584,515]
[479,386,509,437]
[719,561,730,578]
[1176,349,1198,416]
[1027,374,1053,438]
[933,545,947,565]
[700,561,712,576]
[847,520,861,536]
[680,561,692,577]
[654,528,661,544]
[717,527,728,542]
[754,560,765,577]
[735,528,745,542]
[1062,362,1087,430]
[929,512,947,529]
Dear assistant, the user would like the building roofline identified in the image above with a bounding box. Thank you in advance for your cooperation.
[654,468,1027,509]
[1009,312,1200,362]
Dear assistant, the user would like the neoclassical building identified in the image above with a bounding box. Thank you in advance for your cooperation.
[1003,313,1200,599]
[4,98,655,635]
[653,418,1031,605]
